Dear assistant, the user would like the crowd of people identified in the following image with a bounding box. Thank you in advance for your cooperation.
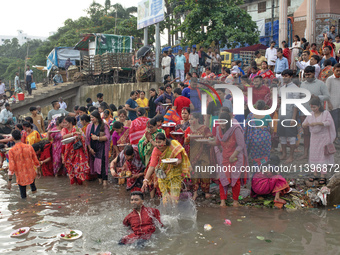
[3,29,340,216]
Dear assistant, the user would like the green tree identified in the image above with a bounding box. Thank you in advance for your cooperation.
[105,0,111,15]
[174,0,259,48]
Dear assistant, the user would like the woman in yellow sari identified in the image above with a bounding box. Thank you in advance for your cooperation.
[142,133,191,204]
[23,121,41,145]
[136,91,149,108]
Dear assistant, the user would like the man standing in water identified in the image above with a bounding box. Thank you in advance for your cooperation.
[7,130,41,198]
[119,191,163,245]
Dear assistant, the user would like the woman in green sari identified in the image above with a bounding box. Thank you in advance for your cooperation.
[138,118,165,198]
[141,133,191,205]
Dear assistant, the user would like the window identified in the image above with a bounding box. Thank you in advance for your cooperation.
[258,1,266,13]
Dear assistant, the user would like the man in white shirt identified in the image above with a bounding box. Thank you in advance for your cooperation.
[161,51,171,81]
[326,63,340,144]
[265,41,277,72]
[0,103,13,124]
[295,50,311,80]
[0,79,5,96]
[59,97,67,110]
[189,47,199,74]
[14,72,20,92]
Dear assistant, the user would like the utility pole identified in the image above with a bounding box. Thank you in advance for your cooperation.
[270,0,275,43]
[155,23,160,68]
[114,6,117,34]
[279,0,288,44]
[144,27,148,46]
[24,38,30,79]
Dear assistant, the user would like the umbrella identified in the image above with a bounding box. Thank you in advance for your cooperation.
[137,46,152,59]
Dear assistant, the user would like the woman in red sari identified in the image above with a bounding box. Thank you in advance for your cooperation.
[282,43,291,68]
[185,112,213,200]
[61,116,90,185]
[256,61,275,86]
[32,141,53,176]
[213,112,248,207]
[129,108,149,145]
[172,107,190,147]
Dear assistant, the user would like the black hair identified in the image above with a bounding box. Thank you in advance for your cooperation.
[79,106,87,113]
[16,123,23,131]
[148,117,158,127]
[80,114,91,123]
[131,191,144,200]
[324,45,332,51]
[174,87,182,95]
[186,73,192,77]
[301,38,307,43]
[87,103,92,109]
[256,100,266,110]
[88,106,96,113]
[51,100,58,107]
[294,35,300,41]
[253,75,263,80]
[164,84,172,89]
[283,43,289,48]
[255,50,260,55]
[235,60,242,65]
[277,48,283,53]
[182,107,190,114]
[281,69,294,77]
[100,102,110,111]
[270,41,276,45]
[86,98,92,103]
[155,132,170,146]
[65,116,76,126]
[323,59,332,67]
[309,97,324,112]
[334,63,340,69]
[311,43,317,47]
[103,109,110,117]
[113,121,124,129]
[91,110,105,131]
[223,67,231,74]
[304,66,315,74]
[109,104,117,112]
[22,121,32,129]
[137,107,146,117]
[261,60,268,66]
[159,86,165,91]
[12,129,21,140]
[303,42,310,50]
[206,67,211,71]
[218,112,231,130]
[97,93,103,98]
[24,117,33,124]
[73,105,79,111]
[57,116,65,125]
[302,50,310,55]
[118,105,124,110]
[311,55,320,63]
[29,106,37,112]
[155,114,164,123]
[118,109,127,117]
[130,91,136,97]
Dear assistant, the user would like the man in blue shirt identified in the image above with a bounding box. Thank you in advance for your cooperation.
[125,91,138,121]
[274,48,289,82]
[175,49,186,82]
[188,77,201,113]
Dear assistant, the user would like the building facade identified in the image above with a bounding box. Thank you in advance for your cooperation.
[0,30,48,46]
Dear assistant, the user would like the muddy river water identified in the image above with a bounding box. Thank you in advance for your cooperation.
[1,174,340,255]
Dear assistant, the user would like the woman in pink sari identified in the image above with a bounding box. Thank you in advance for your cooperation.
[302,98,336,185]
[251,155,289,205]
[47,116,65,176]
[129,108,149,145]
[214,112,248,207]
[111,121,129,160]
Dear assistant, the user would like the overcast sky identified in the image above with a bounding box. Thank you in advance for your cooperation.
[1,0,141,37]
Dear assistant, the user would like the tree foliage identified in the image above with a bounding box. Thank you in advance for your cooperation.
[174,0,259,48]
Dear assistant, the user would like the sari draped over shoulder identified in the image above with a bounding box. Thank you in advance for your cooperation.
[172,121,190,145]
[112,127,130,159]
[62,127,90,181]
[138,129,165,166]
[257,69,275,85]
[86,123,111,176]
[26,130,41,145]
[129,117,149,145]
[216,124,248,188]
[40,142,53,176]
[149,140,191,201]
[122,147,145,191]
[50,127,63,175]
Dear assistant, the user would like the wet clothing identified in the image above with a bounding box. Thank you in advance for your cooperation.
[120,206,163,244]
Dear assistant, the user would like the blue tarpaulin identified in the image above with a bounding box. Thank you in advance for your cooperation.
[46,47,80,76]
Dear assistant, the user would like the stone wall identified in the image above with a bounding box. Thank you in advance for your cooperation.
[77,82,161,107]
